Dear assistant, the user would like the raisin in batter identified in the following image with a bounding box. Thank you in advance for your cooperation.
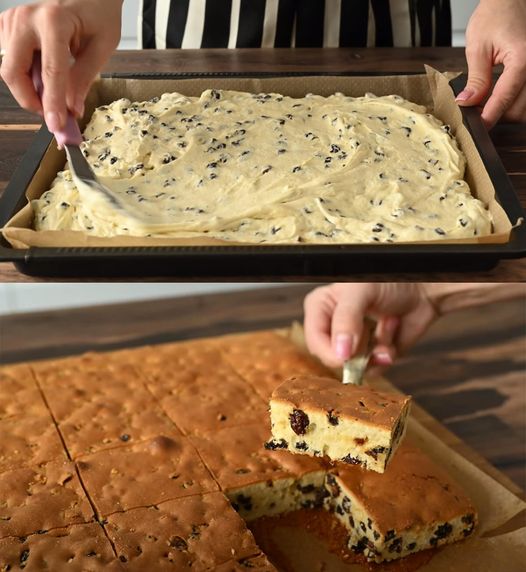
[33,89,492,243]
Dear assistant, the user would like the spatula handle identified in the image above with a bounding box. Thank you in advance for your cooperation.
[31,51,83,147]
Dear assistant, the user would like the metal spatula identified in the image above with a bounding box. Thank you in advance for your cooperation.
[342,318,376,385]
[31,51,127,212]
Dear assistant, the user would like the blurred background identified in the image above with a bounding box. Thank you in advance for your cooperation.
[0,283,282,315]
[0,0,479,49]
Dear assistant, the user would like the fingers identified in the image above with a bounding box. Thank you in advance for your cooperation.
[0,3,78,129]
[370,345,395,366]
[481,62,526,128]
[66,39,115,117]
[0,6,14,53]
[39,6,74,132]
[304,284,373,368]
[330,284,374,364]
[0,7,42,115]
[305,284,407,368]
[501,82,526,123]
[457,43,493,107]
[304,283,438,370]
[304,286,338,368]
[375,316,399,346]
[370,316,399,366]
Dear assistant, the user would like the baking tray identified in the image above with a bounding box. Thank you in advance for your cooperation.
[0,71,524,278]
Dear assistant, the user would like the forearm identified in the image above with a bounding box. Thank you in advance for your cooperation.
[423,283,525,316]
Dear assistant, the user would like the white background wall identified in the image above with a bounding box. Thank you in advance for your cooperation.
[0,0,477,48]
[0,284,284,315]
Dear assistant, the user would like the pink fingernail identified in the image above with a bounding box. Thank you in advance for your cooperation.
[335,334,353,360]
[374,351,393,365]
[456,88,475,102]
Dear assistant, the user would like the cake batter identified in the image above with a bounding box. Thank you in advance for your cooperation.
[33,89,492,243]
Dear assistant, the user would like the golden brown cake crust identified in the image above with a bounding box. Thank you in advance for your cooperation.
[0,460,94,539]
[41,373,179,458]
[32,355,140,388]
[76,434,218,516]
[0,363,48,420]
[106,492,261,569]
[0,524,121,571]
[272,375,410,430]
[222,341,333,401]
[332,441,476,534]
[130,342,270,435]
[0,415,66,472]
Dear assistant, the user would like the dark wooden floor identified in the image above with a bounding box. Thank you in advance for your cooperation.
[0,48,525,281]
[1,284,524,490]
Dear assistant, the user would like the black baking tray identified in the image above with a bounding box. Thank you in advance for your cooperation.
[0,71,524,278]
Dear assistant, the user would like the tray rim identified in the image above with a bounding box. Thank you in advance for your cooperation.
[0,70,525,271]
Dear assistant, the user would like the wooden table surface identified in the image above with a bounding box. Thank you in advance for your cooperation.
[1,284,524,494]
[0,48,525,282]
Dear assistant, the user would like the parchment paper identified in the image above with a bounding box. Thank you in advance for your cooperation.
[2,67,518,249]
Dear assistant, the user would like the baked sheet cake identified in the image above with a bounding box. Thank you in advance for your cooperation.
[0,331,476,570]
[33,90,492,243]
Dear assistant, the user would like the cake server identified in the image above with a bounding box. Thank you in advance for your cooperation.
[342,318,376,385]
[30,52,127,213]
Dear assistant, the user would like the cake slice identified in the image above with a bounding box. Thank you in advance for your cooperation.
[324,442,477,562]
[190,423,327,521]
[266,375,411,473]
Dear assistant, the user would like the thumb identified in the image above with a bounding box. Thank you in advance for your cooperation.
[457,44,493,106]
[330,286,375,363]
[66,40,113,117]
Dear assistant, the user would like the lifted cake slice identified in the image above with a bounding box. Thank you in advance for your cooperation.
[324,442,477,562]
[266,376,411,472]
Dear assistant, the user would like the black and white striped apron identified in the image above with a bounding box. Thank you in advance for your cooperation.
[140,0,452,50]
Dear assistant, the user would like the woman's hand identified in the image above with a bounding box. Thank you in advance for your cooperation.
[304,283,439,368]
[457,0,526,128]
[0,0,122,133]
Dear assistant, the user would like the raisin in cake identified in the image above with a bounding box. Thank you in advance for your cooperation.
[323,442,477,562]
[266,376,410,472]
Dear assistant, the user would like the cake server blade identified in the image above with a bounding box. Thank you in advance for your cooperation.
[62,143,123,210]
[342,319,376,385]
[30,52,130,214]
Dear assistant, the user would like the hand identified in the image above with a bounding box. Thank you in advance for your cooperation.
[457,0,526,129]
[303,283,439,368]
[0,0,122,133]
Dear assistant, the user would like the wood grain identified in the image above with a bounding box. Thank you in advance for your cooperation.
[103,47,471,74]
[0,284,524,491]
